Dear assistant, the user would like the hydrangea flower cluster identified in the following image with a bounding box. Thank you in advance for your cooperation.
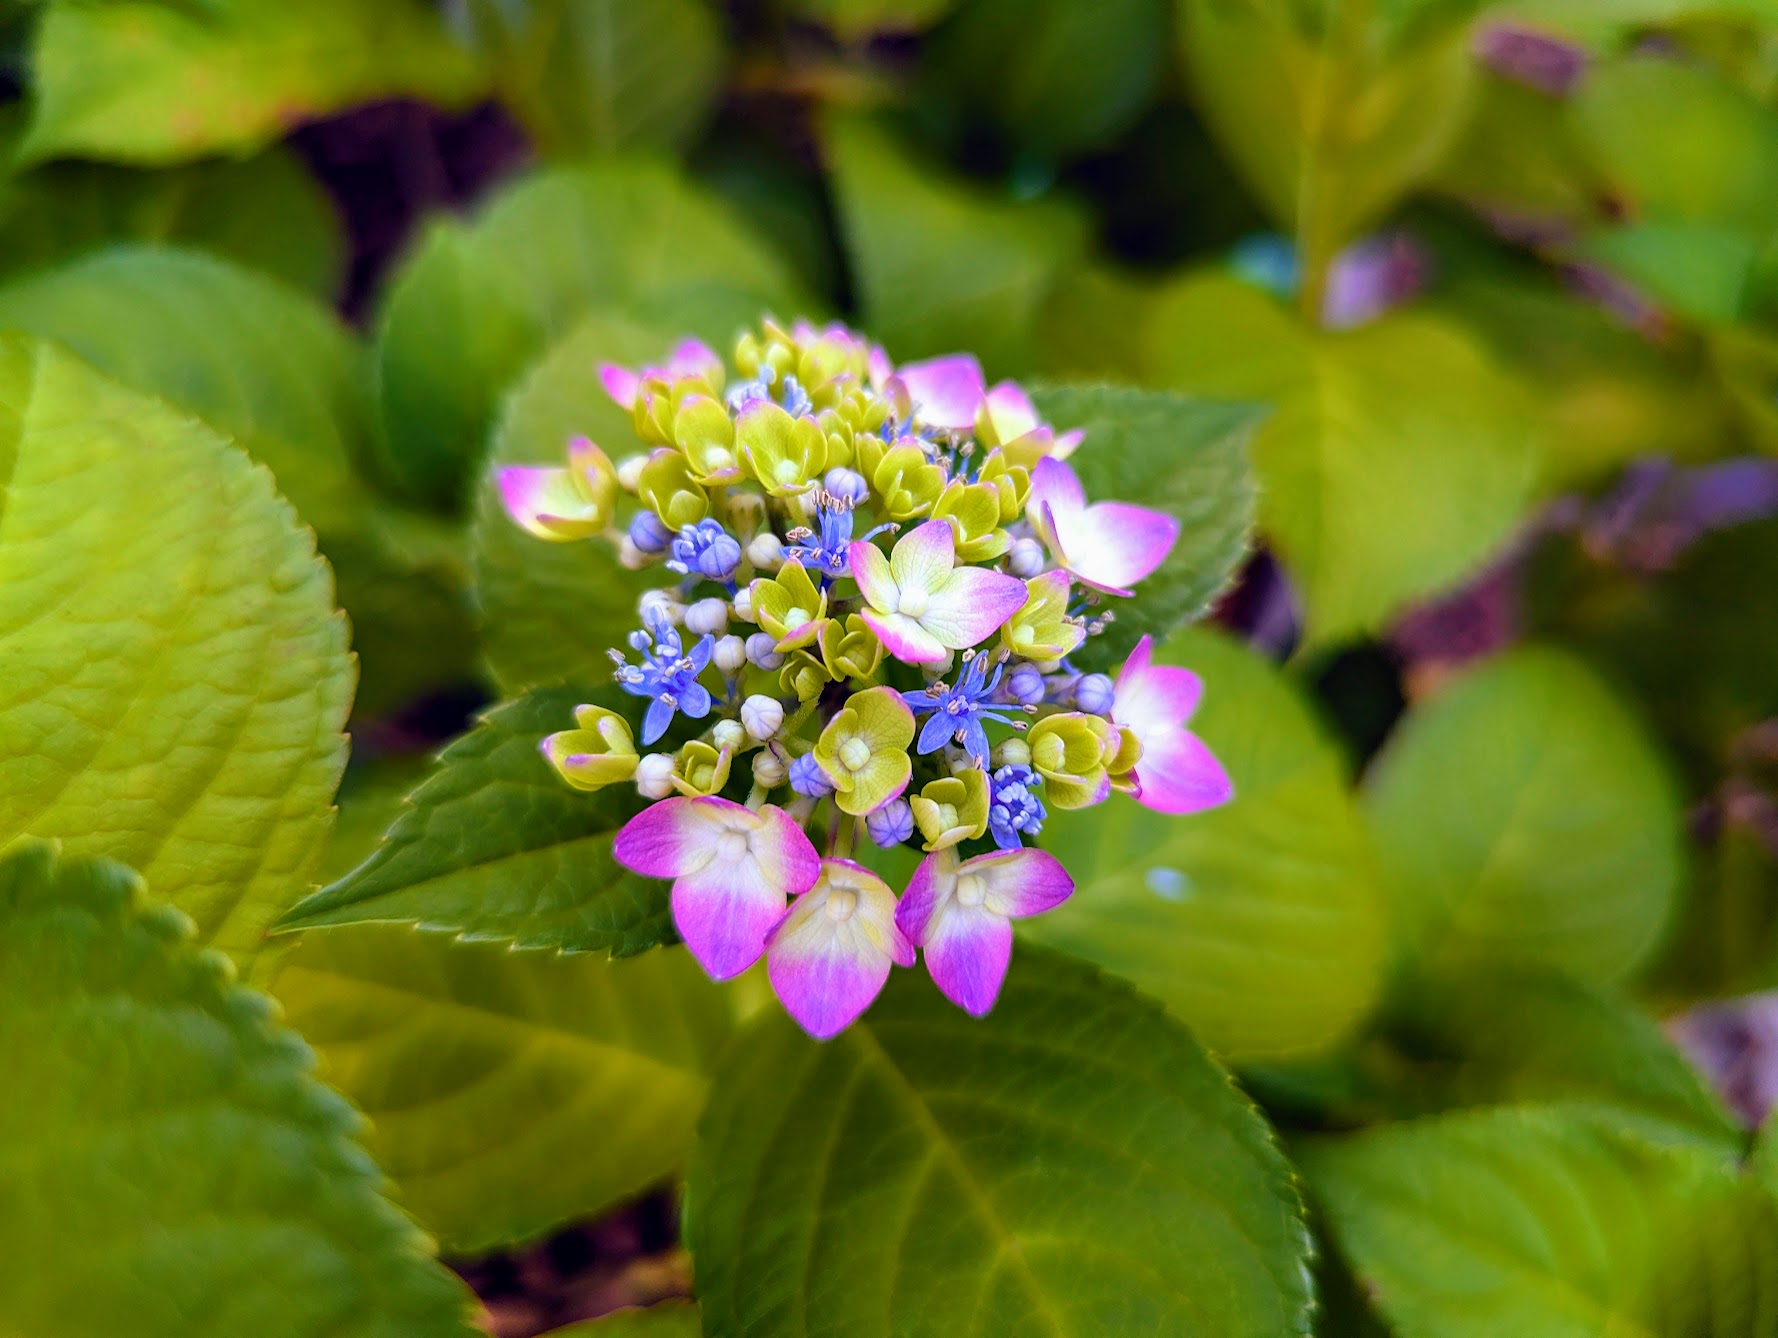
[500,320,1232,1038]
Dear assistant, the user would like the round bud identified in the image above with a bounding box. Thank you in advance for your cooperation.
[728,491,767,535]
[745,632,784,670]
[712,719,746,752]
[685,597,729,637]
[1007,537,1046,578]
[741,695,785,742]
[1006,662,1047,706]
[635,753,677,799]
[618,536,649,571]
[616,454,649,492]
[731,586,756,623]
[751,748,788,788]
[638,588,682,624]
[747,532,784,571]
[788,752,835,798]
[994,739,1033,769]
[1075,673,1116,716]
[824,467,870,505]
[865,798,915,848]
[713,635,748,675]
[628,510,673,555]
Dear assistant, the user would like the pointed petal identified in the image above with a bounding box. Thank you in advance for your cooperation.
[497,466,602,541]
[922,567,1029,648]
[1115,645,1204,737]
[756,804,822,895]
[599,363,640,410]
[672,856,786,980]
[924,902,1013,1016]
[917,709,954,755]
[1063,502,1180,593]
[612,796,729,877]
[767,862,909,1038]
[1134,728,1234,815]
[895,849,956,945]
[967,847,1075,919]
[848,539,898,610]
[984,380,1040,441]
[860,608,948,664]
[1028,455,1085,524]
[889,520,956,596]
[894,354,985,430]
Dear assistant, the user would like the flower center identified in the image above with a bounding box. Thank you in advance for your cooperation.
[774,460,799,485]
[1012,623,1035,645]
[896,585,929,618]
[705,447,732,471]
[715,831,749,861]
[956,875,986,908]
[839,737,871,772]
[783,608,810,631]
[824,888,858,921]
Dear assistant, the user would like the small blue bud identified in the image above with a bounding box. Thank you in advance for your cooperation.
[866,798,915,848]
[824,467,869,505]
[629,511,673,554]
[1075,673,1116,716]
[788,753,834,798]
[1006,662,1047,706]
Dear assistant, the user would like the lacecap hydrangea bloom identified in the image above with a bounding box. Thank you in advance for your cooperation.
[500,319,1232,1038]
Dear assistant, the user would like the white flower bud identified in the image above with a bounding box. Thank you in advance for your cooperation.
[752,748,788,788]
[731,586,756,623]
[1007,537,1046,578]
[994,739,1032,768]
[728,491,766,536]
[639,588,683,624]
[712,719,746,752]
[930,650,955,676]
[616,454,648,491]
[745,632,784,670]
[685,597,729,637]
[713,634,748,675]
[635,753,677,799]
[747,532,783,571]
[741,694,785,741]
[618,536,649,570]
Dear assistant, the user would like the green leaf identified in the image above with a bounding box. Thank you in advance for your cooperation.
[0,840,477,1338]
[786,0,958,40]
[22,0,484,165]
[686,946,1313,1337]
[1300,1106,1778,1338]
[823,112,1091,374]
[272,924,731,1254]
[0,245,476,717]
[1179,0,1476,265]
[474,311,683,693]
[0,150,344,298]
[1580,219,1760,325]
[1144,273,1539,648]
[1429,71,1603,225]
[279,688,672,955]
[1250,966,1738,1142]
[1027,626,1387,1061]
[0,337,351,961]
[1364,646,1684,985]
[453,0,724,157]
[538,1304,701,1338]
[921,0,1170,156]
[1027,385,1258,669]
[372,160,809,512]
[0,245,372,537]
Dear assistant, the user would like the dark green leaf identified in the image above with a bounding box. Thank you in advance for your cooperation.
[686,945,1314,1337]
[278,688,673,956]
[1300,1106,1778,1338]
[273,924,731,1253]
[371,160,809,512]
[1028,626,1388,1061]
[1028,384,1257,666]
[538,1304,701,1337]
[1364,647,1684,985]
[0,151,344,298]
[823,112,1091,375]
[454,0,724,157]
[22,0,484,165]
[0,840,477,1338]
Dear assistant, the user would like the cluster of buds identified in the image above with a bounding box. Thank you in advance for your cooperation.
[500,320,1231,1038]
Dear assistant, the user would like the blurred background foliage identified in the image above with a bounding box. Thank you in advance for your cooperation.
[7,0,1778,1334]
